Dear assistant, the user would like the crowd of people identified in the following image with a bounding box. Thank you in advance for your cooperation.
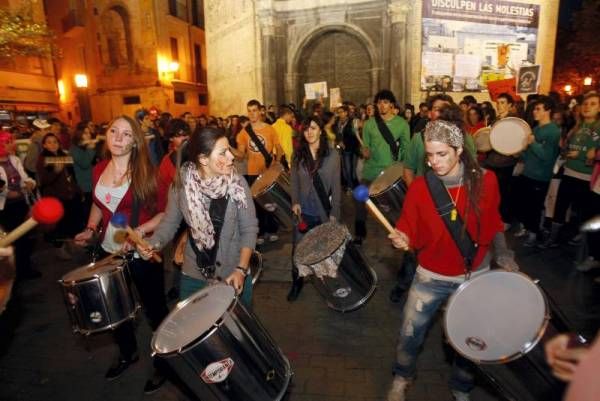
[0,87,598,400]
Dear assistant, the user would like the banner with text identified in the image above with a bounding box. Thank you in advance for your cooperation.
[421,0,540,92]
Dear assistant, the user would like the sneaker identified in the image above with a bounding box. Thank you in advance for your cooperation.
[386,376,409,401]
[451,390,471,401]
[256,237,265,245]
[105,354,139,381]
[576,257,600,272]
[268,234,279,242]
[514,228,528,238]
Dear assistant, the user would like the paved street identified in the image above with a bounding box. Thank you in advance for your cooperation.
[1,194,598,401]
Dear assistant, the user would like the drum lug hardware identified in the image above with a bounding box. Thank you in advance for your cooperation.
[266,369,275,381]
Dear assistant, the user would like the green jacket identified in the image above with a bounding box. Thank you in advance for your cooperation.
[521,122,561,182]
[362,116,410,181]
[564,121,599,176]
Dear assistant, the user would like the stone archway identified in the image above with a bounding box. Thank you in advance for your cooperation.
[100,4,134,69]
[291,25,377,106]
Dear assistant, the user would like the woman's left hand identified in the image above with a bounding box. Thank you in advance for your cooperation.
[225,270,245,294]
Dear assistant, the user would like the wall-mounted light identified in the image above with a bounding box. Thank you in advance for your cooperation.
[57,79,66,101]
[169,61,180,72]
[74,74,88,88]
[584,77,592,86]
[564,84,572,93]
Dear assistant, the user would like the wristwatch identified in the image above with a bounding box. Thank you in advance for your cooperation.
[235,266,249,276]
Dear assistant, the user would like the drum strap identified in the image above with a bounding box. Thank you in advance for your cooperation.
[312,171,331,217]
[375,115,400,161]
[246,124,273,168]
[424,171,478,277]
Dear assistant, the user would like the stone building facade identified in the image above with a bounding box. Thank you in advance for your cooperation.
[205,0,559,117]
[46,0,208,125]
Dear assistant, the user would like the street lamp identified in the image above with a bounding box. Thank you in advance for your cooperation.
[564,84,572,94]
[74,73,88,88]
[74,73,91,121]
[584,77,592,86]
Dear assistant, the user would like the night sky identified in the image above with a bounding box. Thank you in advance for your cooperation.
[559,0,584,28]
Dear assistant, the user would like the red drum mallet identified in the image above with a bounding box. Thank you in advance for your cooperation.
[0,197,64,247]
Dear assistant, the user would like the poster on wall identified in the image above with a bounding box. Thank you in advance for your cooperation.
[517,64,541,95]
[304,81,328,100]
[421,0,540,92]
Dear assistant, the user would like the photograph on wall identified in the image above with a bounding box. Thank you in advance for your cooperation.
[421,0,540,92]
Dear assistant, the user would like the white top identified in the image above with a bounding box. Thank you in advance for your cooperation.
[95,181,130,253]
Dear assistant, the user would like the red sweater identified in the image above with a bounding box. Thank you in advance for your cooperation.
[396,170,503,276]
[92,159,167,240]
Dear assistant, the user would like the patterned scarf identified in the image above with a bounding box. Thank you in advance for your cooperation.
[181,162,247,250]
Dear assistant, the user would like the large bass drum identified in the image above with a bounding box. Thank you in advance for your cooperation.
[368,163,407,225]
[444,270,567,401]
[250,164,293,230]
[152,284,291,401]
[59,255,138,335]
[294,222,377,312]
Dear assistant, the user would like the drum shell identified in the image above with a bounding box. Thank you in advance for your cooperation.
[369,179,407,225]
[249,251,263,286]
[59,264,137,335]
[252,170,294,231]
[154,298,291,401]
[310,241,377,312]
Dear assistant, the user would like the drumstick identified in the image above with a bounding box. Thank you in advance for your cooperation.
[353,185,409,250]
[0,197,64,247]
[110,213,162,262]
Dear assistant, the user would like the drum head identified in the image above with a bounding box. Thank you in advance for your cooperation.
[369,163,404,196]
[61,255,125,282]
[490,117,531,156]
[444,271,548,364]
[473,127,492,152]
[295,222,350,266]
[251,164,284,197]
[152,284,235,354]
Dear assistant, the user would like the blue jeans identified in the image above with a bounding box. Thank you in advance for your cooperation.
[393,270,475,393]
[180,273,253,307]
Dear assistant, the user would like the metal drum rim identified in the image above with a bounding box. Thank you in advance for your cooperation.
[369,164,405,196]
[151,284,238,356]
[443,270,550,364]
[323,265,378,313]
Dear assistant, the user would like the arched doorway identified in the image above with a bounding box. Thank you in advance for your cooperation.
[296,29,372,106]
[100,5,133,69]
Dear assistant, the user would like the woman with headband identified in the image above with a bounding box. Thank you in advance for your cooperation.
[385,116,519,401]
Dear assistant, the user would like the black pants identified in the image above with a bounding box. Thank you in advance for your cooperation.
[0,199,34,277]
[96,250,169,362]
[245,175,279,236]
[516,176,550,235]
[487,165,515,223]
[396,251,417,291]
[553,175,595,225]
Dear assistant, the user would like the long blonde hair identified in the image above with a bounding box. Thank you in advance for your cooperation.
[105,115,157,208]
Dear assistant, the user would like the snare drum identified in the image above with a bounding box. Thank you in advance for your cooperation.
[369,163,407,225]
[251,164,293,230]
[473,127,492,153]
[444,271,566,401]
[490,117,531,156]
[59,255,138,335]
[152,284,291,401]
[294,222,377,312]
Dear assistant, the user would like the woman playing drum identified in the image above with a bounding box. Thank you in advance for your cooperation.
[73,115,169,393]
[139,127,258,304]
[386,119,519,401]
[288,116,341,302]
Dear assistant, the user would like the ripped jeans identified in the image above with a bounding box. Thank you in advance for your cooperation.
[392,270,476,393]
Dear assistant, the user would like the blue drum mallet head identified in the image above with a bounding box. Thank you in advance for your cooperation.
[111,212,128,228]
[353,185,370,203]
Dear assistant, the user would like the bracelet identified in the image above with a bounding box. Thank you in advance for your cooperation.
[235,266,249,276]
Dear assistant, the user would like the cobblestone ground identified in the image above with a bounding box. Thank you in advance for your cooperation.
[1,193,598,401]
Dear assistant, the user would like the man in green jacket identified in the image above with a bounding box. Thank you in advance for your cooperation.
[355,90,410,245]
[515,96,561,247]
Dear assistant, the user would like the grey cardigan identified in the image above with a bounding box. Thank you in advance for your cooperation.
[291,147,341,221]
[148,175,258,280]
